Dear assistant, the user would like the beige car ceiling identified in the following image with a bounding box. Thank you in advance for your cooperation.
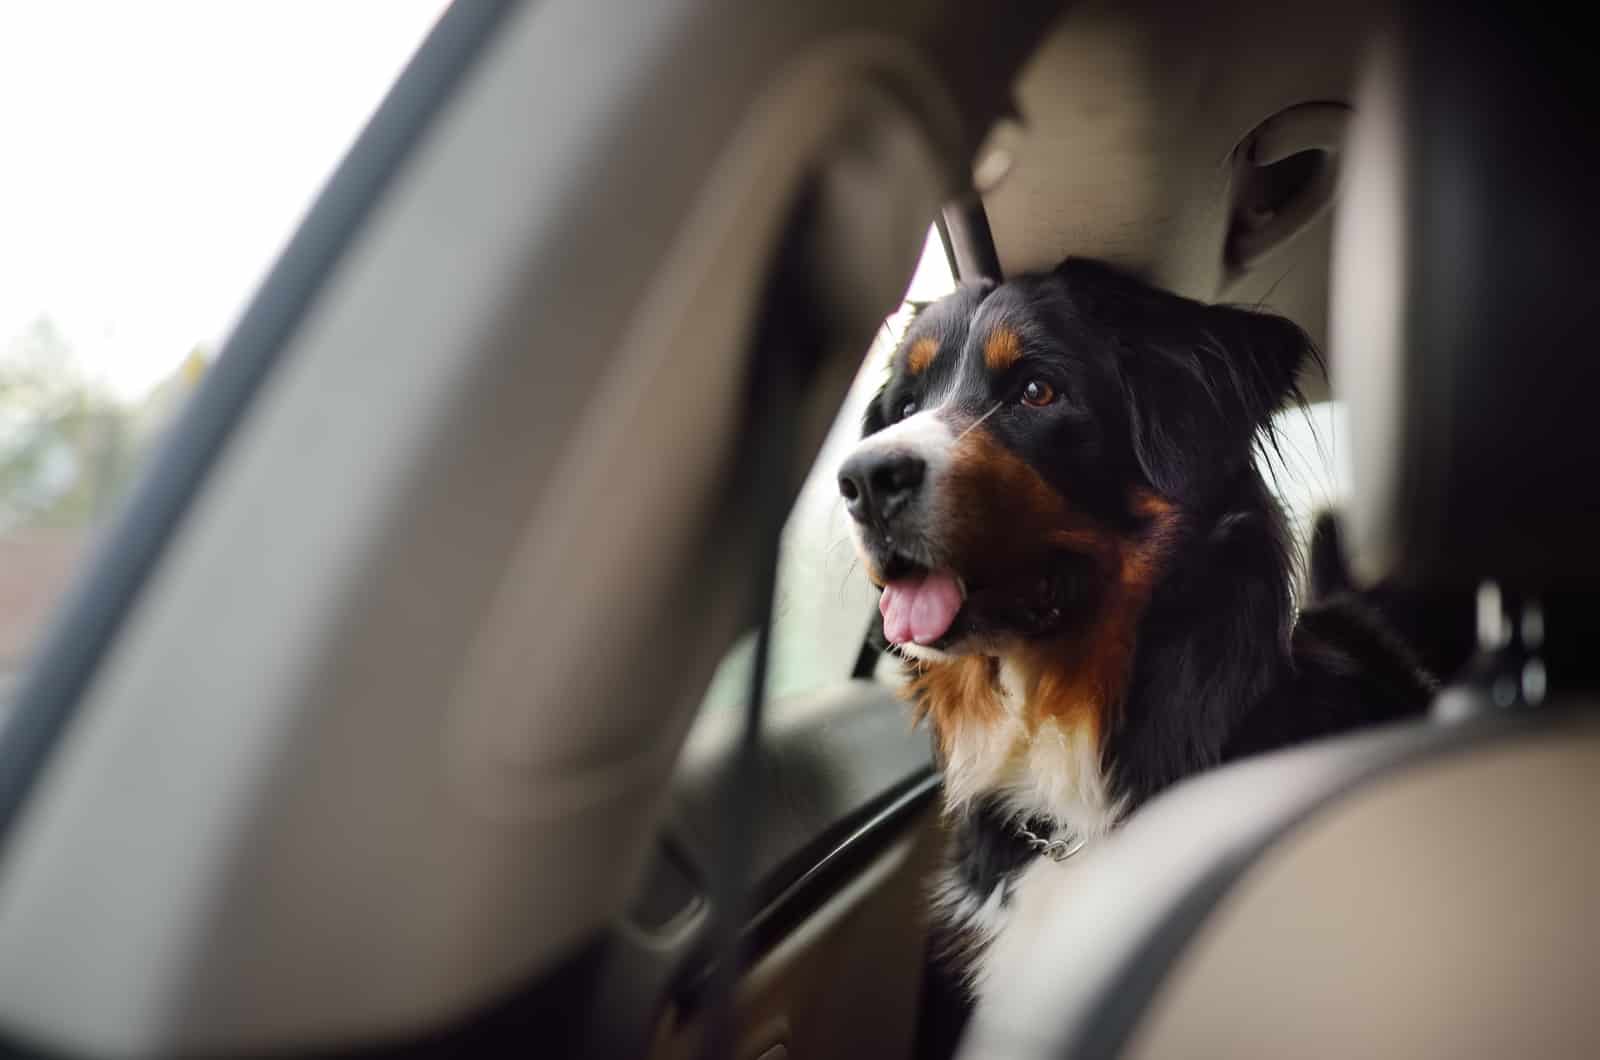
[979,0,1388,403]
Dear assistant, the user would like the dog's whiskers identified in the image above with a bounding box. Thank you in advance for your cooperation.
[839,556,860,601]
[954,402,1004,444]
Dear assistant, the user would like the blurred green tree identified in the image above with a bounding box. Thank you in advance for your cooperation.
[0,318,148,531]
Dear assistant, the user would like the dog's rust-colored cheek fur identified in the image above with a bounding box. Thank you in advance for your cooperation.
[906,468,1184,764]
[1021,488,1183,733]
[907,655,1002,760]
[1120,489,1181,597]
[906,337,939,376]
[937,427,1115,578]
[1021,648,1107,736]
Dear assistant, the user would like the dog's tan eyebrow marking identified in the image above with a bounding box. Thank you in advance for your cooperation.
[983,327,1022,372]
[906,337,939,375]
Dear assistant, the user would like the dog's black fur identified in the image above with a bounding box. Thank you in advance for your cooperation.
[845,258,1437,986]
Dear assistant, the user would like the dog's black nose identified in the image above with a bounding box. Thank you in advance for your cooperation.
[838,449,925,525]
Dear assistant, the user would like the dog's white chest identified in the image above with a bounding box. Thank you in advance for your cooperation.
[923,656,1124,999]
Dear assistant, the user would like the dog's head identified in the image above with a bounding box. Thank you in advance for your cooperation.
[840,258,1314,661]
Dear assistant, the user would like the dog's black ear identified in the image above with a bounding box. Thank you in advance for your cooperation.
[1202,299,1319,426]
[1113,284,1317,504]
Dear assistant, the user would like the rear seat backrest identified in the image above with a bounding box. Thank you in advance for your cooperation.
[957,7,1600,1057]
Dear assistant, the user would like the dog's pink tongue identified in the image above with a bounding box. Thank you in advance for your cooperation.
[879,571,962,645]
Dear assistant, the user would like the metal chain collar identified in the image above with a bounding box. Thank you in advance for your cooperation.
[1015,820,1088,862]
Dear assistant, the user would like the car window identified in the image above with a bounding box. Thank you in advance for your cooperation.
[0,2,450,710]
[692,227,957,726]
[1264,396,1349,563]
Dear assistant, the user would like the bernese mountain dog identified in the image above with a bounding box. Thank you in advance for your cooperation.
[837,258,1436,1002]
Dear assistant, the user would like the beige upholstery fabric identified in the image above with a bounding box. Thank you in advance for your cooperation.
[1129,716,1600,1059]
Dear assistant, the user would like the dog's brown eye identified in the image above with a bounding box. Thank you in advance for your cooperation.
[1021,380,1055,407]
[900,400,918,420]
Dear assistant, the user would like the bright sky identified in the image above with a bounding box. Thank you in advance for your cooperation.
[0,1,451,400]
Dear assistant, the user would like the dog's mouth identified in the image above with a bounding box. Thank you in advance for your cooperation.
[878,566,966,647]
[872,548,1097,654]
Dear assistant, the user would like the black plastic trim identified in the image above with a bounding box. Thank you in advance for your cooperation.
[933,211,960,281]
[940,197,1002,281]
[0,0,522,850]
[851,612,887,678]
[744,770,937,953]
[578,679,938,1058]
[680,767,939,1008]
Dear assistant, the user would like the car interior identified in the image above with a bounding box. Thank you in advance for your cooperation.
[0,1,1593,1058]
